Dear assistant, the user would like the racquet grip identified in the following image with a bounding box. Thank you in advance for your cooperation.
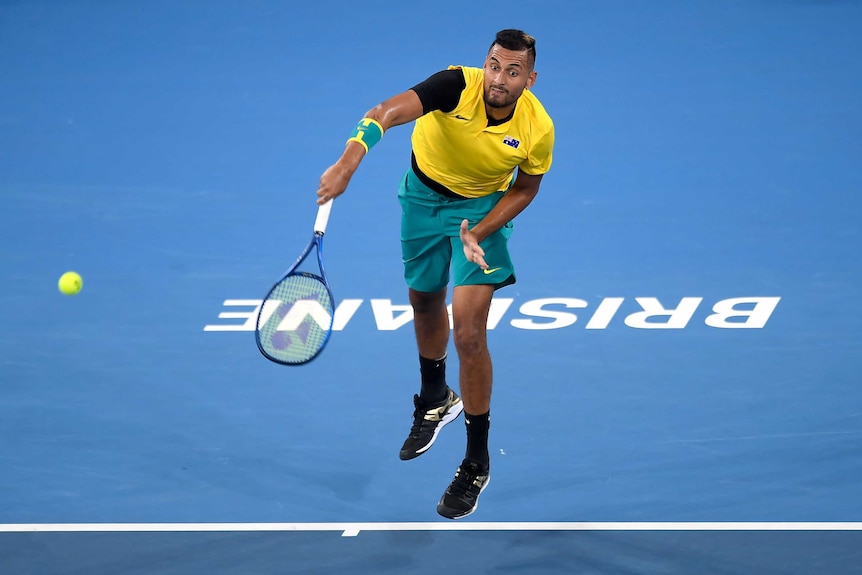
[314,199,334,234]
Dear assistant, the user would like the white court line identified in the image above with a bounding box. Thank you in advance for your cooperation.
[2,522,862,537]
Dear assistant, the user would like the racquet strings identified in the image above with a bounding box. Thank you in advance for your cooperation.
[257,271,334,364]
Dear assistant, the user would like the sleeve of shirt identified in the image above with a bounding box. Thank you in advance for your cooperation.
[410,68,467,115]
[520,122,555,175]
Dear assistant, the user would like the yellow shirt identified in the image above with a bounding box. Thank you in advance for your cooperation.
[411,66,554,198]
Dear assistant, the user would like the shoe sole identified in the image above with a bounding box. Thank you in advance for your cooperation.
[399,399,463,461]
[436,475,490,520]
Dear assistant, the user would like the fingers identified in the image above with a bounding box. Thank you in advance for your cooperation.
[316,179,335,205]
[472,250,488,270]
[316,180,329,205]
[460,219,488,269]
[317,184,343,205]
[317,164,346,205]
[473,243,487,269]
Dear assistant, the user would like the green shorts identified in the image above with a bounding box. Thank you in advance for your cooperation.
[398,167,515,293]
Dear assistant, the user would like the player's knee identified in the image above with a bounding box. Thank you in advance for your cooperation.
[453,324,487,356]
[409,288,447,315]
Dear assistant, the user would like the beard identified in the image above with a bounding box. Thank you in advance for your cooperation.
[485,84,517,108]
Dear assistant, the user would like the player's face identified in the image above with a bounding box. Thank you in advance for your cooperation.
[482,45,537,110]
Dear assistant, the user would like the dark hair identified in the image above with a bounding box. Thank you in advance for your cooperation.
[490,29,537,67]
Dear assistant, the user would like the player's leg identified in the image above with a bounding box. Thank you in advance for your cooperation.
[450,284,495,418]
[436,283,495,519]
[409,286,449,383]
[452,284,495,472]
[398,170,463,461]
[436,194,515,519]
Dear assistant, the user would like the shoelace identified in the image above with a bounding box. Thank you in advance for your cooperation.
[409,395,440,436]
[448,465,485,499]
[408,407,424,436]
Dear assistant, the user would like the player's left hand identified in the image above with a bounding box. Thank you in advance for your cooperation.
[460,219,487,269]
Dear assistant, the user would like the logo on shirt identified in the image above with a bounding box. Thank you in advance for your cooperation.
[502,135,520,149]
[454,114,471,121]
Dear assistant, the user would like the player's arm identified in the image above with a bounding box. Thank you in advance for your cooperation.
[460,171,544,269]
[316,91,424,205]
[316,69,464,205]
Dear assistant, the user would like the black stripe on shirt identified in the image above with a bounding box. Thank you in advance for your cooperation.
[410,68,466,114]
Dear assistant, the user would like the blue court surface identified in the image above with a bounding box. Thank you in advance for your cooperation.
[2,1,861,573]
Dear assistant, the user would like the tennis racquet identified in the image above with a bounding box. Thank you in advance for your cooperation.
[255,200,335,365]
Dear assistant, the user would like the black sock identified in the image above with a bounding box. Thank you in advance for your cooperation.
[418,354,447,405]
[464,411,490,470]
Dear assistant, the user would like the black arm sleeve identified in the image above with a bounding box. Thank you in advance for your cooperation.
[410,68,467,115]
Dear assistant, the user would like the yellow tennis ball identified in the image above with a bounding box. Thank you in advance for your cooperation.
[58,271,83,295]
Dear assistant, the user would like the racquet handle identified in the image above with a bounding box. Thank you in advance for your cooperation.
[314,199,334,234]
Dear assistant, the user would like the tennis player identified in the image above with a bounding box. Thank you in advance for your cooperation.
[317,29,555,519]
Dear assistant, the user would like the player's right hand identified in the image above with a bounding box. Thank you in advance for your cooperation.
[316,162,352,205]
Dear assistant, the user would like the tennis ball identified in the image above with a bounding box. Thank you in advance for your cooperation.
[58,271,83,295]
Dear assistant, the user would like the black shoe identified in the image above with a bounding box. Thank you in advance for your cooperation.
[436,459,490,520]
[399,387,463,461]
